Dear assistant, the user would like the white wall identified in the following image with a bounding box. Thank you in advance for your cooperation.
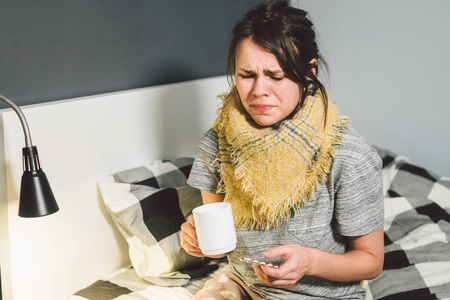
[0,76,227,300]
[292,0,450,176]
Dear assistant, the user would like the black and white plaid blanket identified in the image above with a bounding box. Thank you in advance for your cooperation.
[72,149,450,300]
[365,148,450,300]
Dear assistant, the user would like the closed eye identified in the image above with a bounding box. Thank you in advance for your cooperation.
[238,73,255,79]
[266,70,284,81]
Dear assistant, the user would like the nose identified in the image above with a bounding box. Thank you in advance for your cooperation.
[252,76,270,98]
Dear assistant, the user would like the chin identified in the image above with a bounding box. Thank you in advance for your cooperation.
[251,117,277,127]
[246,110,282,127]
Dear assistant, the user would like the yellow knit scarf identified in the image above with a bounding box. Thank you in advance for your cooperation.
[214,87,348,230]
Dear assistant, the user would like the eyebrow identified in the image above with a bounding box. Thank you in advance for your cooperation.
[265,69,284,76]
[237,68,284,75]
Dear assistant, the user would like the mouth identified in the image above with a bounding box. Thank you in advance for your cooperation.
[251,104,273,113]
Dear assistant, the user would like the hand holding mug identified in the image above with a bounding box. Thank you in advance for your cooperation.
[180,215,204,257]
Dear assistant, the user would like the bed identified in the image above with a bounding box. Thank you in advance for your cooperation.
[1,76,449,300]
[69,147,450,300]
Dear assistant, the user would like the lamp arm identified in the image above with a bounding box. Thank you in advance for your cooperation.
[0,94,33,148]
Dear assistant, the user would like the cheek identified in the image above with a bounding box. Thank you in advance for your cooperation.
[279,86,301,111]
[289,94,301,110]
[236,76,256,92]
[235,80,247,95]
[236,82,250,105]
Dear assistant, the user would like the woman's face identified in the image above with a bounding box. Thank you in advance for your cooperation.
[235,38,301,127]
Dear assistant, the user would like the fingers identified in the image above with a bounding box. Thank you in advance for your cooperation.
[253,261,287,279]
[252,264,297,288]
[187,214,196,227]
[255,244,308,288]
[180,215,204,257]
[263,245,290,259]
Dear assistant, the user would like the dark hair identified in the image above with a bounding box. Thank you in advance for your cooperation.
[227,0,329,121]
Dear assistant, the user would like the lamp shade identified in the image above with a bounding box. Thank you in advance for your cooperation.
[1,93,59,217]
[18,146,58,217]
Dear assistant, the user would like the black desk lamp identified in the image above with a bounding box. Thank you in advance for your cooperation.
[0,94,59,217]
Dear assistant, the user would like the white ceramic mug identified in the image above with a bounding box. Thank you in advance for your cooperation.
[192,202,237,255]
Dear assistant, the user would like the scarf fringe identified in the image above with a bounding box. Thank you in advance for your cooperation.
[214,88,349,230]
[232,116,349,230]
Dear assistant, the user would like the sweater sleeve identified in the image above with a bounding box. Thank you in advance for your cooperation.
[334,146,384,237]
[186,128,222,194]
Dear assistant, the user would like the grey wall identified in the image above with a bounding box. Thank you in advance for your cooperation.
[293,0,450,176]
[2,0,449,174]
[0,0,259,106]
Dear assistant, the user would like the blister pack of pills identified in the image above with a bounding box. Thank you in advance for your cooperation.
[239,257,280,269]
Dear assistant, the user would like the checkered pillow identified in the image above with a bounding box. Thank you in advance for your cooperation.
[98,157,212,287]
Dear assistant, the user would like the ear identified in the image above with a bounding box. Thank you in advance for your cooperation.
[309,58,318,76]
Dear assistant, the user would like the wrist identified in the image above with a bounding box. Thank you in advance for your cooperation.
[304,247,319,277]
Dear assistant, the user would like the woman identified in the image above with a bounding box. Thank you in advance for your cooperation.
[181,1,384,299]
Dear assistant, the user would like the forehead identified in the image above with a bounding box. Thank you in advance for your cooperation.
[235,38,282,71]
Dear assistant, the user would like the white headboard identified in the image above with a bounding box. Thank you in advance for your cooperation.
[0,76,228,300]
